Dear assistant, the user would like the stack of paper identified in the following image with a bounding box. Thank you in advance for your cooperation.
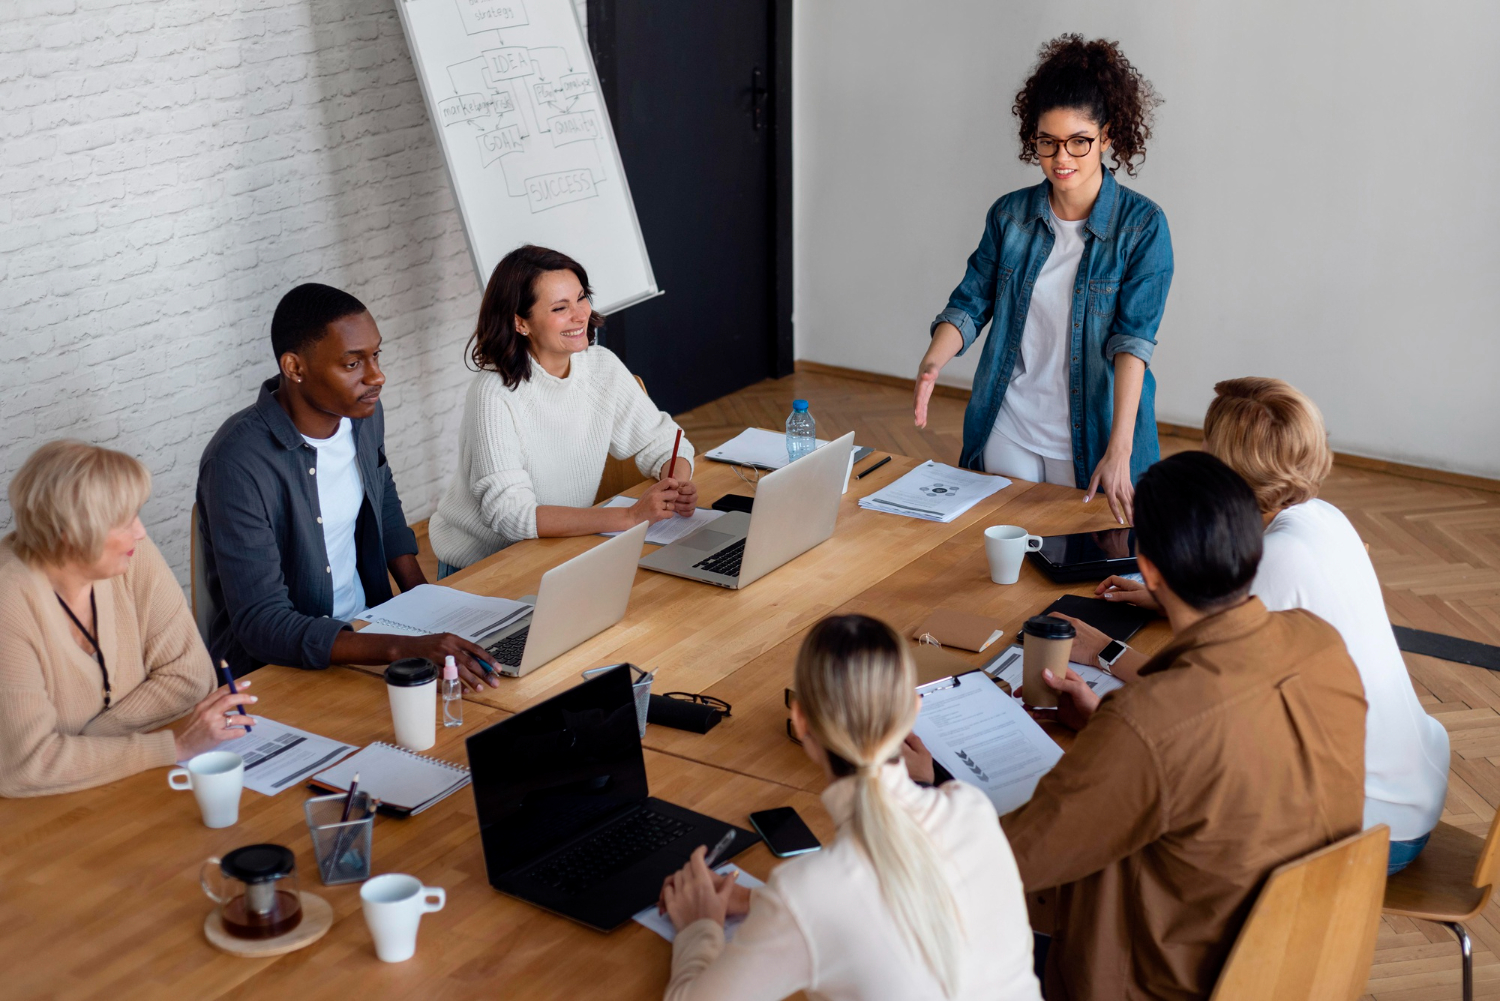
[981,643,1125,699]
[858,461,1009,523]
[357,584,531,643]
[598,496,727,545]
[189,717,358,797]
[632,865,765,941]
[705,427,830,470]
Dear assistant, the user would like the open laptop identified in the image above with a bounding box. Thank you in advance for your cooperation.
[479,520,648,677]
[468,664,759,931]
[639,431,855,589]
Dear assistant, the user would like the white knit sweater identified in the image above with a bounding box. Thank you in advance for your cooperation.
[429,346,695,568]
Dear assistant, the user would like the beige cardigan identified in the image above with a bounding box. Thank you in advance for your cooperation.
[666,764,1043,1001]
[0,536,213,797]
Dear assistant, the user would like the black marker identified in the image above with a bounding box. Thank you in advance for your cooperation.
[856,455,892,479]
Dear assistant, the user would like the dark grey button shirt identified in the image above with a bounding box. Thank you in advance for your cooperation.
[196,376,418,676]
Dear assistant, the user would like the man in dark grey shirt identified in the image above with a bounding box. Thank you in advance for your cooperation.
[197,284,497,688]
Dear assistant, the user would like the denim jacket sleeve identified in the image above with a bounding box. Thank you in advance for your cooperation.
[200,456,348,670]
[1103,208,1173,366]
[931,201,1004,356]
[376,443,418,561]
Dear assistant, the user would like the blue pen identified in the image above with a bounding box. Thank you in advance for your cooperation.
[218,659,253,733]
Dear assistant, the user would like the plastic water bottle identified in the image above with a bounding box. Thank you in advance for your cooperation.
[785,399,816,464]
[442,656,463,728]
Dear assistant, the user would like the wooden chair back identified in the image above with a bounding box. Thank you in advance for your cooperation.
[593,375,654,504]
[1471,807,1500,892]
[189,503,212,644]
[1211,825,1389,1001]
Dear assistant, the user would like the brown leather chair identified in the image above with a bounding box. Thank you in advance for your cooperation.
[1382,810,1500,1001]
[1210,825,1389,1001]
[593,375,658,504]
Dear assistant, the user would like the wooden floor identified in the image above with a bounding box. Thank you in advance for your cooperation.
[415,368,1500,1000]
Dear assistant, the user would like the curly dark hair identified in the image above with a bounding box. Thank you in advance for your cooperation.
[1013,34,1160,177]
[468,244,605,388]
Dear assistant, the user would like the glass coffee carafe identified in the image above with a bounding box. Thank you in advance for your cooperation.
[201,844,303,939]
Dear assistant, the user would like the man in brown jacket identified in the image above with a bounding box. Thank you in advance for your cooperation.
[1002,452,1367,1000]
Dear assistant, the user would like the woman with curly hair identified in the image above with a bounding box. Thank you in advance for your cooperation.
[914,35,1171,523]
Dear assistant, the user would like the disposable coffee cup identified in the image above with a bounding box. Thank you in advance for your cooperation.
[1021,615,1076,710]
[361,873,446,963]
[168,750,244,828]
[984,525,1044,585]
[385,659,437,752]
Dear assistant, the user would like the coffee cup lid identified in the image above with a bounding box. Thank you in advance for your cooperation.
[1023,615,1077,640]
[385,658,437,687]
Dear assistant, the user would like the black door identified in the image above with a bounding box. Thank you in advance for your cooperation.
[590,0,791,415]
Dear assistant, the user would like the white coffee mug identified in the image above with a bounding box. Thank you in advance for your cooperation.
[983,525,1044,585]
[167,750,244,828]
[361,873,446,963]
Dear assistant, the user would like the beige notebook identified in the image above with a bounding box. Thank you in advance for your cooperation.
[311,742,469,817]
[912,608,1004,653]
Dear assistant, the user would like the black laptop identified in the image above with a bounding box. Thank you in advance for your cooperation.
[467,665,759,931]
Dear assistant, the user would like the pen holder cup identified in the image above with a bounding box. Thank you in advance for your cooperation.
[630,673,653,738]
[304,792,374,886]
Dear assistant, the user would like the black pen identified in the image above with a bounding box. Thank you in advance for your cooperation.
[218,659,252,733]
[856,455,892,479]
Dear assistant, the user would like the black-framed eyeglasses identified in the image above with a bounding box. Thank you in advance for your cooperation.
[1034,135,1098,158]
[660,692,732,717]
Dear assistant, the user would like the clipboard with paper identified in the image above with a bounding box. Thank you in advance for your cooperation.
[912,671,1064,815]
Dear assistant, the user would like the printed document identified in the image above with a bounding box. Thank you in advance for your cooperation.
[913,671,1063,815]
[357,584,532,642]
[599,497,726,545]
[705,427,829,470]
[633,865,766,942]
[189,718,358,797]
[859,461,1009,523]
[982,643,1125,699]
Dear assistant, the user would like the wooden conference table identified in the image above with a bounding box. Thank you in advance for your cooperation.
[0,440,1172,1000]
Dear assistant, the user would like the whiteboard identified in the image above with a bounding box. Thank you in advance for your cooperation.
[395,0,657,313]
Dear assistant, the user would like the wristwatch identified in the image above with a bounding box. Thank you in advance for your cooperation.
[1098,639,1128,675]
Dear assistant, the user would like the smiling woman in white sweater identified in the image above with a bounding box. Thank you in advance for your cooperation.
[430,246,696,573]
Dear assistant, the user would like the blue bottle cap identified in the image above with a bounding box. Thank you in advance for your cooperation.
[792,399,808,411]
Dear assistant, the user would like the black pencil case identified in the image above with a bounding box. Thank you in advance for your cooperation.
[647,694,724,733]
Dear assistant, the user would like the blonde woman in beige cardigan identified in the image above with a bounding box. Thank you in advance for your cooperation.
[0,441,255,797]
[657,614,1042,1001]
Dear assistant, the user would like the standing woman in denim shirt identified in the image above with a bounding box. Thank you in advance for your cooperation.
[914,35,1171,524]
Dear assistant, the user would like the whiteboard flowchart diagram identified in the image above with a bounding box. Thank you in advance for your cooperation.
[396,0,656,311]
[439,0,608,214]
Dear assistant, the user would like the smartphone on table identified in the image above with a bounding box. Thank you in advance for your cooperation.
[748,807,821,858]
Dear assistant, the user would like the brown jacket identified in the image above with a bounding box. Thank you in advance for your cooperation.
[1001,598,1367,1001]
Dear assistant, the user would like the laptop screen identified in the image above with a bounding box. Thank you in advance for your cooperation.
[467,665,648,873]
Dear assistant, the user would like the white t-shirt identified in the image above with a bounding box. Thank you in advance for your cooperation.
[991,207,1086,461]
[1253,499,1450,841]
[303,418,367,623]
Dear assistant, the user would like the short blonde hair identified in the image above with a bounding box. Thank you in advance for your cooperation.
[7,440,152,566]
[1203,378,1333,514]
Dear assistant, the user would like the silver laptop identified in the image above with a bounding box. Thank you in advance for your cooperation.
[639,432,855,589]
[479,520,648,677]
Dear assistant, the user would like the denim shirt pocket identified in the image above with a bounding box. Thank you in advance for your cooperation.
[1087,279,1120,319]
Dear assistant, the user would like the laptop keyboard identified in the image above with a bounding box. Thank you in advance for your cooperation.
[485,625,530,668]
[692,538,746,578]
[528,808,694,895]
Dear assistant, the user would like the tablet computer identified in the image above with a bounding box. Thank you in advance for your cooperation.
[1026,528,1138,583]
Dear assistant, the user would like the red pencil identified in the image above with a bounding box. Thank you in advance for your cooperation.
[667,428,683,481]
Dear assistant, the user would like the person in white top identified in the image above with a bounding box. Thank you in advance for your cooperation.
[1070,378,1450,874]
[656,614,1042,1001]
[430,245,696,574]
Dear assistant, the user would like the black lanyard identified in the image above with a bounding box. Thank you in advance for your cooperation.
[56,590,111,710]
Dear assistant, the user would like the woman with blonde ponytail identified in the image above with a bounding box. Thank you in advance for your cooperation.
[657,615,1040,1001]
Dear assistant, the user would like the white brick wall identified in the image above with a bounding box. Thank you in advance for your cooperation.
[1,0,588,587]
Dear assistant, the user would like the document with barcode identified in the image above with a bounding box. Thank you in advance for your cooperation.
[913,671,1063,815]
[186,717,357,796]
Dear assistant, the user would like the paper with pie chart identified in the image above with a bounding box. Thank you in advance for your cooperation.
[858,460,1010,523]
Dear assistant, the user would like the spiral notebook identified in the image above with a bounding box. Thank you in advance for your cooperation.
[310,742,471,817]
